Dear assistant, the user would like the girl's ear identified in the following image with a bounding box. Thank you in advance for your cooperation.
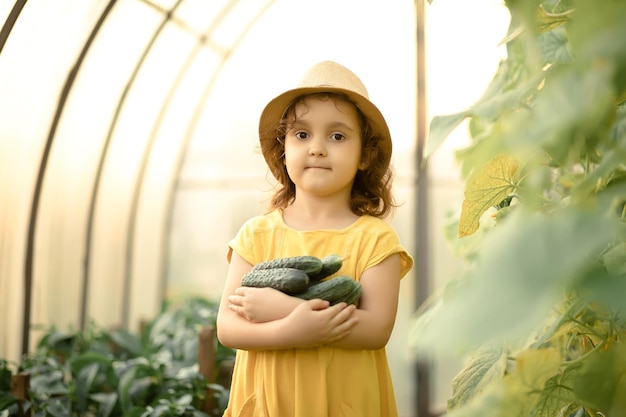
[359,146,376,170]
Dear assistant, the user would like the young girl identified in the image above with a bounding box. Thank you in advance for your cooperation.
[216,61,413,417]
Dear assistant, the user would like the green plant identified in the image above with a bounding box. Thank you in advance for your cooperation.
[411,0,626,416]
[0,297,234,417]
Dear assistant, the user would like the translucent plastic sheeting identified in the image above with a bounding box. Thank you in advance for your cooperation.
[0,0,114,367]
[0,0,276,361]
[0,1,14,30]
[77,1,186,333]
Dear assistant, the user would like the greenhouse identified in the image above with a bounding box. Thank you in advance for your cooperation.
[2,0,625,416]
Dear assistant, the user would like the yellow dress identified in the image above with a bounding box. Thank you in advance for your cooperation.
[224,209,414,417]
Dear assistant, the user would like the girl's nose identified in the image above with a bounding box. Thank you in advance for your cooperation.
[309,136,327,156]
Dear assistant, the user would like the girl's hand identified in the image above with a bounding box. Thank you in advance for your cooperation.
[283,299,358,347]
[228,287,301,323]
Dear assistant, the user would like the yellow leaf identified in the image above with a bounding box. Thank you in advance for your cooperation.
[459,154,519,237]
[512,348,562,391]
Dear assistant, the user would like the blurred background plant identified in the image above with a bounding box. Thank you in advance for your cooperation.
[0,297,234,417]
[411,0,626,415]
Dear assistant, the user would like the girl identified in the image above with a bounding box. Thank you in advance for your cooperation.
[216,61,413,417]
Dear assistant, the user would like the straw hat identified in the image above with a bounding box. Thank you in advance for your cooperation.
[258,61,392,180]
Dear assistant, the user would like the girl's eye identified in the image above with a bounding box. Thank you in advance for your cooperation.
[330,133,345,141]
[294,131,309,140]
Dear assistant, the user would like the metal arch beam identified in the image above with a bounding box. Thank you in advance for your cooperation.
[0,0,27,54]
[0,0,29,360]
[119,0,278,327]
[157,0,278,303]
[415,1,436,416]
[122,0,244,322]
[120,0,241,324]
[79,0,194,331]
[21,0,119,356]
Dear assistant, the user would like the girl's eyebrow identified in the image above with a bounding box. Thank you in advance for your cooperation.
[291,120,356,132]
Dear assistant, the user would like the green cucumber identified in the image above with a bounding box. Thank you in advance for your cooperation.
[307,254,343,282]
[333,281,362,306]
[252,255,323,276]
[241,267,310,295]
[294,276,358,305]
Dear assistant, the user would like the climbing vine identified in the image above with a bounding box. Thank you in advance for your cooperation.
[411,0,626,415]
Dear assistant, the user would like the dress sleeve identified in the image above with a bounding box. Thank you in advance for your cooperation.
[226,218,257,265]
[362,222,414,279]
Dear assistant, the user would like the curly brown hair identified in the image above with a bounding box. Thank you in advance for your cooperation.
[263,93,395,218]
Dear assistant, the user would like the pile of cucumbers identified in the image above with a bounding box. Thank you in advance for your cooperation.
[241,255,361,306]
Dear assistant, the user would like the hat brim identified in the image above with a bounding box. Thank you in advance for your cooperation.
[259,86,392,180]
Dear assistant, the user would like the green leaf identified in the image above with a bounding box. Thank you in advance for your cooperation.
[425,112,468,159]
[610,103,626,140]
[568,0,626,65]
[0,366,12,391]
[470,74,542,121]
[175,393,193,406]
[533,362,582,417]
[118,365,138,413]
[444,348,561,417]
[124,406,147,417]
[573,147,626,198]
[503,64,615,163]
[415,205,618,355]
[538,26,572,65]
[536,5,573,34]
[76,362,99,411]
[603,243,626,277]
[45,399,72,417]
[109,329,144,357]
[90,392,118,417]
[150,403,170,417]
[69,351,112,376]
[448,343,507,409]
[30,371,67,396]
[572,343,626,415]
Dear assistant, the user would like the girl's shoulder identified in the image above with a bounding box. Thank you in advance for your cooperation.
[238,209,283,232]
[351,215,399,234]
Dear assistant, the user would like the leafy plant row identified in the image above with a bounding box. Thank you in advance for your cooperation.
[0,297,235,417]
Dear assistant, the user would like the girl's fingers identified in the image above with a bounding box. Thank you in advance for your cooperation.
[329,316,358,342]
[330,303,356,322]
[307,298,331,310]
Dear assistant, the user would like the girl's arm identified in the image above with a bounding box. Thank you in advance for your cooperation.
[227,286,302,323]
[216,251,359,350]
[226,252,403,350]
[327,253,402,350]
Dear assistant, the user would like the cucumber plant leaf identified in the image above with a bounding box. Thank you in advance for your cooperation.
[458,154,519,237]
[448,343,507,410]
[572,343,626,414]
[425,112,469,160]
[533,362,582,417]
[444,348,561,417]
[417,205,618,353]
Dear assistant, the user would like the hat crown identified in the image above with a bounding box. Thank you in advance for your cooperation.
[298,61,370,99]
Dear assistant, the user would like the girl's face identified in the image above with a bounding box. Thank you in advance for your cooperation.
[283,96,365,200]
